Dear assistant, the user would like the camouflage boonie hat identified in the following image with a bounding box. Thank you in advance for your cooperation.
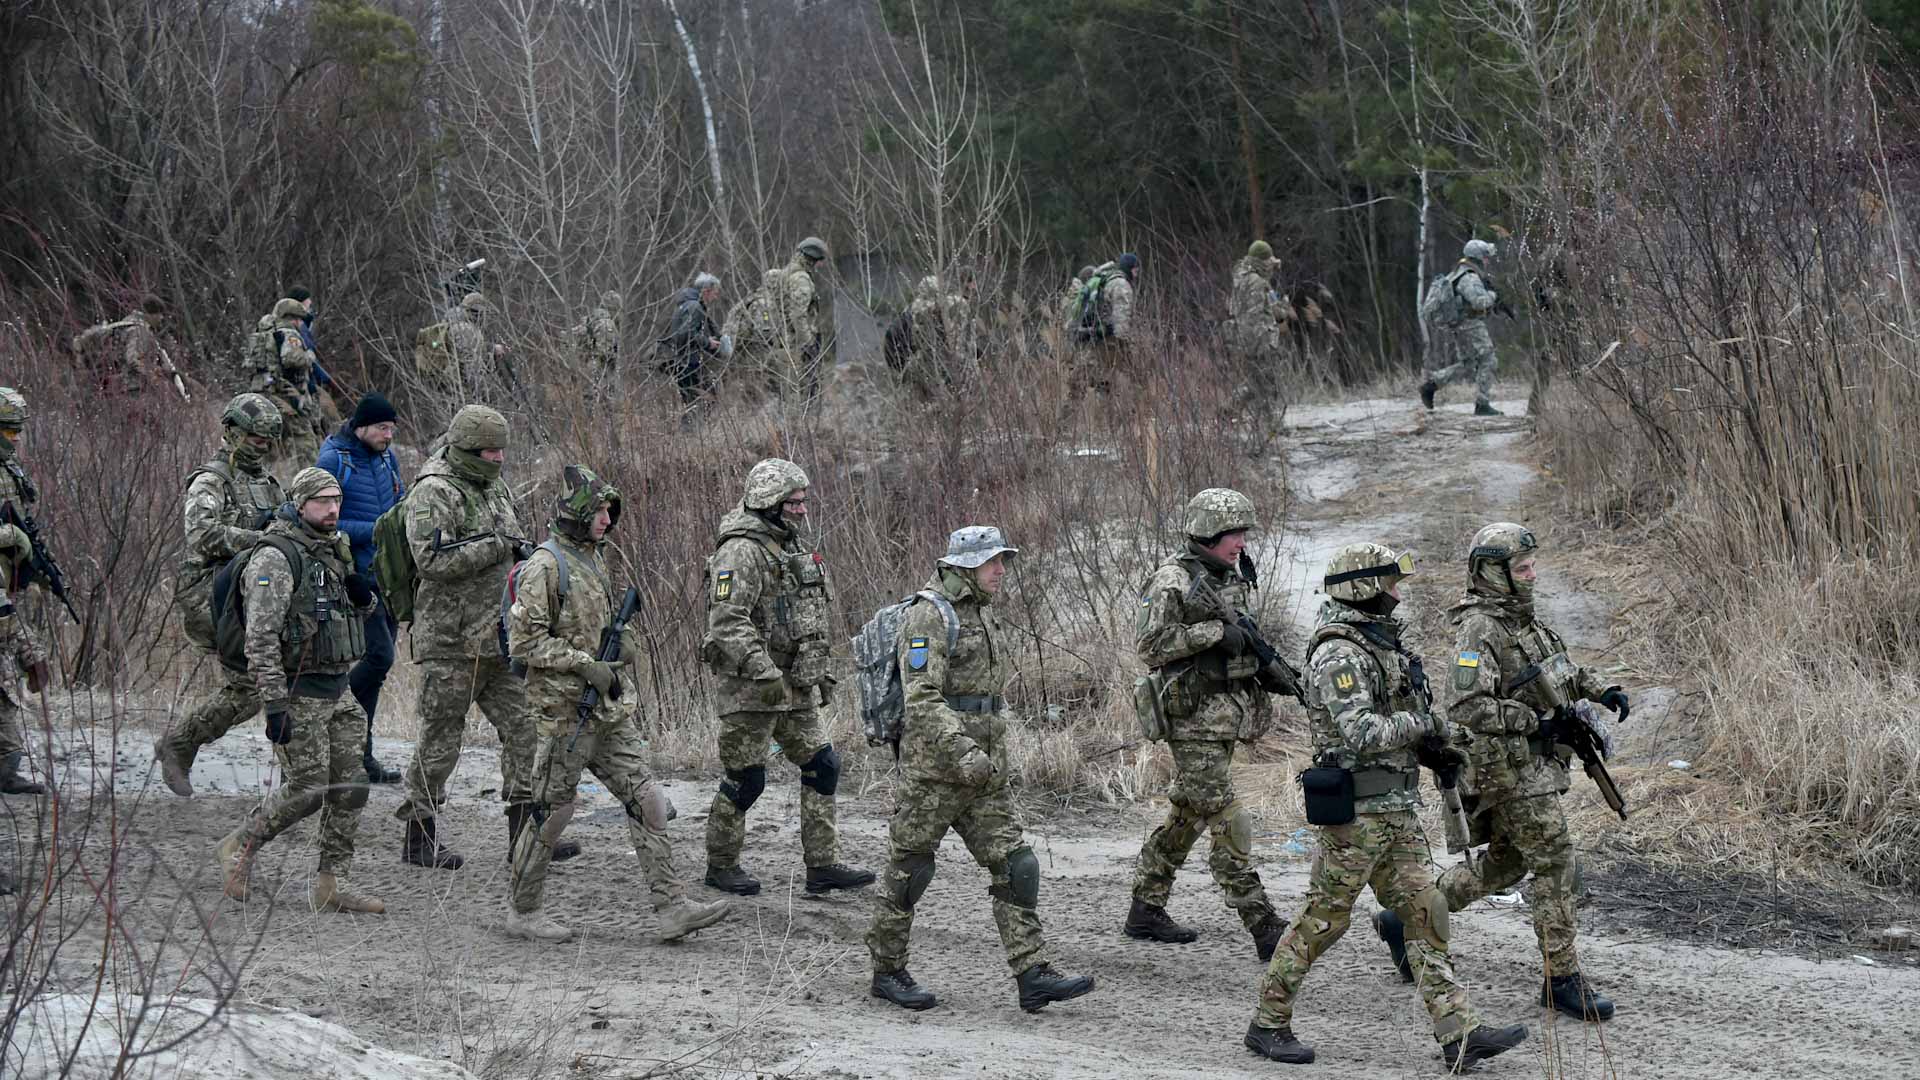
[599,290,624,312]
[937,525,1019,570]
[1184,488,1257,539]
[0,387,27,427]
[1323,542,1414,603]
[447,404,509,451]
[272,297,305,321]
[742,458,810,510]
[222,392,284,439]
[288,467,343,506]
[797,236,829,262]
[556,464,622,526]
[461,291,490,315]
[1463,239,1497,262]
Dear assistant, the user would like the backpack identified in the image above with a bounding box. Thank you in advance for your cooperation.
[245,321,282,378]
[882,309,915,371]
[370,499,417,623]
[414,321,452,378]
[210,534,307,673]
[722,268,790,349]
[497,539,568,676]
[1073,271,1118,341]
[851,590,961,748]
[1420,267,1470,328]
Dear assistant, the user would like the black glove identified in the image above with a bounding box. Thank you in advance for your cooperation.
[266,708,294,745]
[515,541,536,561]
[1534,709,1559,745]
[1416,735,1467,774]
[1598,686,1630,724]
[344,572,376,606]
[1217,622,1250,657]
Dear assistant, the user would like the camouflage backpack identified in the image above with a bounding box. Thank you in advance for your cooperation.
[851,590,960,749]
[1073,269,1120,342]
[1420,267,1469,328]
[721,267,791,349]
[414,321,452,378]
[244,319,283,382]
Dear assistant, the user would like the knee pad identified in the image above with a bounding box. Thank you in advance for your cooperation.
[890,852,936,910]
[800,743,841,797]
[994,846,1040,908]
[340,782,371,811]
[624,781,675,831]
[1412,887,1451,947]
[1223,803,1253,860]
[719,765,767,812]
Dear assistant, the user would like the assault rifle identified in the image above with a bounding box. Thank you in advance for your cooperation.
[570,586,640,751]
[1418,734,1476,857]
[1550,704,1627,820]
[1186,559,1304,702]
[1,501,80,623]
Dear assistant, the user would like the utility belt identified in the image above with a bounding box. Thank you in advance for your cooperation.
[945,694,1004,714]
[1351,767,1420,798]
[1526,735,1571,762]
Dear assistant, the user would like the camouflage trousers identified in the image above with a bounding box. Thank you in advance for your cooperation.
[235,694,369,875]
[395,656,534,823]
[1131,739,1275,930]
[510,716,686,915]
[1440,793,1580,976]
[704,708,839,870]
[0,693,25,758]
[867,777,1049,976]
[166,662,260,765]
[1256,810,1479,1044]
[1427,322,1498,406]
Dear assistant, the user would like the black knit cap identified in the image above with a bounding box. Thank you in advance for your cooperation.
[287,285,312,302]
[349,392,398,429]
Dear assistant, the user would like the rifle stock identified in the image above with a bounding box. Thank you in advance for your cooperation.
[569,585,642,751]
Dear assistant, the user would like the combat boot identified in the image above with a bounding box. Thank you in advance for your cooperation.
[1419,379,1438,410]
[1244,1022,1315,1064]
[1542,972,1615,1021]
[657,897,732,941]
[871,969,938,1011]
[312,872,386,915]
[1441,1023,1528,1070]
[1371,909,1414,983]
[1124,897,1198,944]
[153,737,193,797]
[214,830,253,901]
[1014,962,1095,1013]
[805,863,876,895]
[704,863,761,896]
[402,817,464,870]
[1250,913,1287,963]
[502,904,575,943]
[0,751,46,795]
[1474,401,1504,416]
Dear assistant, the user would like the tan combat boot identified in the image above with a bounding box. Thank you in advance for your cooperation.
[153,736,193,797]
[502,904,575,943]
[214,830,253,900]
[312,872,386,915]
[656,897,732,942]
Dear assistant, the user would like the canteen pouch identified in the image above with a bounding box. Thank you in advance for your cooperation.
[1300,765,1356,826]
[1133,672,1168,742]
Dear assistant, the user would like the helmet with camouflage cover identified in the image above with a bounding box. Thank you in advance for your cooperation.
[742,458,810,510]
[461,291,490,317]
[222,392,284,440]
[0,387,27,427]
[599,290,624,313]
[1184,488,1257,540]
[447,404,509,451]
[1467,521,1538,595]
[555,463,622,527]
[272,297,306,322]
[1462,239,1497,262]
[797,236,829,262]
[1323,542,1414,603]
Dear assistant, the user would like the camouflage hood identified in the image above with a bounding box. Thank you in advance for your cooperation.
[1314,597,1404,639]
[416,445,507,498]
[1451,587,1534,625]
[715,504,793,547]
[1234,255,1275,280]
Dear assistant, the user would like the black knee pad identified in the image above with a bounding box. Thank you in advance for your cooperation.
[990,846,1040,908]
[341,782,371,811]
[891,852,936,910]
[800,744,841,797]
[719,765,767,812]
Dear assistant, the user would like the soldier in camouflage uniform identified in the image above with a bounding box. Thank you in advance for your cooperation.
[427,292,511,405]
[1224,242,1292,416]
[248,298,322,470]
[771,237,832,400]
[394,405,565,869]
[699,458,873,897]
[1373,522,1625,1021]
[866,527,1096,1014]
[154,394,288,796]
[1420,239,1505,416]
[892,275,977,401]
[211,468,384,914]
[69,295,187,400]
[1245,543,1526,1069]
[503,465,731,944]
[1125,488,1289,961]
[577,290,623,369]
[0,388,51,796]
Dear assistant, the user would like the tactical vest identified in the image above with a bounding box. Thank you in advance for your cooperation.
[180,460,282,573]
[1306,619,1424,779]
[1455,599,1575,750]
[708,536,833,685]
[1157,556,1260,714]
[266,533,366,674]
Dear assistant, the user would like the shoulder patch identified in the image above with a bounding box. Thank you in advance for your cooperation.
[906,636,930,672]
[255,575,272,586]
[1334,671,1356,691]
[1456,650,1480,668]
[1453,649,1482,691]
[713,569,733,601]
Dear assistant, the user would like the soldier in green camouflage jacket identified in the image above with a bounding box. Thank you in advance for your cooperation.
[1373,522,1625,1022]
[0,388,51,796]
[1246,543,1526,1071]
[699,458,872,897]
[1125,488,1287,961]
[155,393,286,796]
[254,298,321,470]
[865,527,1095,1015]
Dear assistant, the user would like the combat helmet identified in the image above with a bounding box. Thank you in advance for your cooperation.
[447,404,509,451]
[1467,521,1537,595]
[272,297,306,322]
[797,237,830,262]
[1462,239,1497,262]
[0,388,27,428]
[555,463,622,527]
[461,291,490,318]
[742,458,810,511]
[1184,488,1257,540]
[1323,542,1414,604]
[599,290,624,313]
[222,392,284,440]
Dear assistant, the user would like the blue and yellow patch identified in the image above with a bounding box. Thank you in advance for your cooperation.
[1456,650,1481,668]
[906,636,930,672]
[713,569,733,601]
[255,576,272,586]
[1453,650,1482,691]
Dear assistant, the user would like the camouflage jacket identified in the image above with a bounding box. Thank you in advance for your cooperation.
[241,516,368,707]
[259,316,314,406]
[1136,545,1270,742]
[1441,262,1497,325]
[700,506,833,713]
[1089,263,1136,343]
[176,455,284,644]
[0,456,48,697]
[507,532,634,735]
[579,305,619,366]
[404,452,524,660]
[898,569,1008,788]
[1448,589,1608,806]
[1227,257,1283,326]
[775,254,824,352]
[443,308,493,394]
[73,312,172,383]
[1304,601,1431,815]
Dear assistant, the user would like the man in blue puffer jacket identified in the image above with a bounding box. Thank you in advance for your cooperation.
[317,392,405,784]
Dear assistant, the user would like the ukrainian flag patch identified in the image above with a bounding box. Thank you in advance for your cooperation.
[714,569,733,600]
[906,636,930,671]
[256,576,272,586]
[1456,651,1480,668]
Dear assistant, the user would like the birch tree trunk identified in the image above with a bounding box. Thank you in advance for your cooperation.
[664,0,732,256]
